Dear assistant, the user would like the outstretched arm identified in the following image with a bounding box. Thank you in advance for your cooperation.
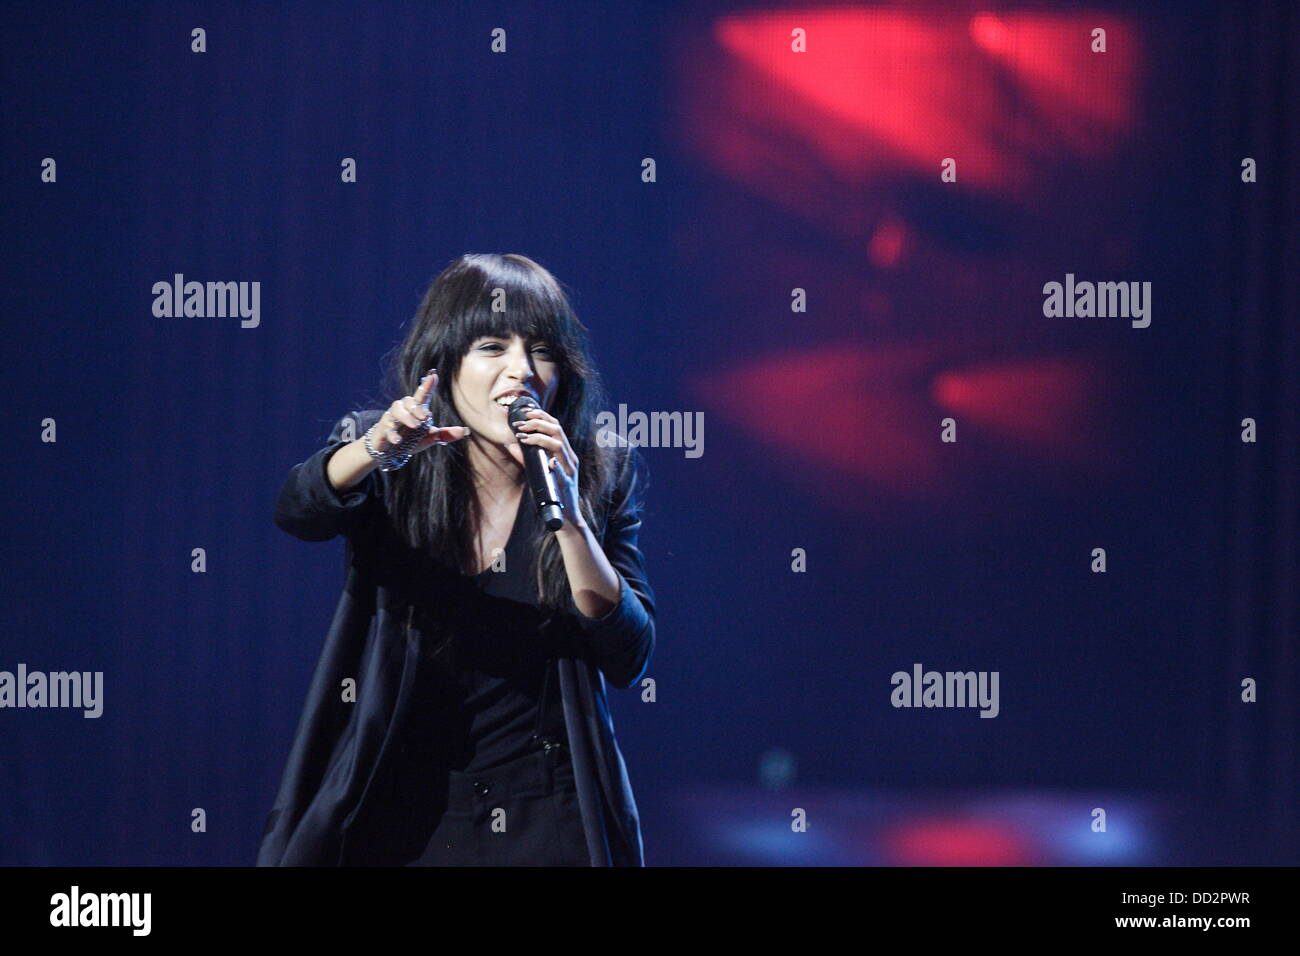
[273,410,385,542]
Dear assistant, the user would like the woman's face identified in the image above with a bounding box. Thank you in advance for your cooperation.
[451,333,559,459]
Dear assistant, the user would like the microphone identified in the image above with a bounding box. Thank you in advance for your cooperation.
[508,396,565,531]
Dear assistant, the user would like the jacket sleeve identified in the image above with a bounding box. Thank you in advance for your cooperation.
[572,445,656,690]
[273,409,385,542]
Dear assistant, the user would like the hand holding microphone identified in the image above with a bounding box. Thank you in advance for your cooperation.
[509,396,580,531]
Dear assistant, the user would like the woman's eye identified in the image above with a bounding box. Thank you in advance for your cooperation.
[476,342,550,356]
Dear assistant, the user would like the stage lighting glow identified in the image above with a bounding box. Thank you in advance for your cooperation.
[885,818,1036,866]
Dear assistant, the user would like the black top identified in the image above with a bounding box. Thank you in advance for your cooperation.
[431,486,569,773]
[261,407,656,865]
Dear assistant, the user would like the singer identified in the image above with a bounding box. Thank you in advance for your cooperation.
[257,253,655,866]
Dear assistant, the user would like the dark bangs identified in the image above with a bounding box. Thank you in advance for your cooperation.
[374,253,621,615]
[388,253,593,407]
[452,292,578,378]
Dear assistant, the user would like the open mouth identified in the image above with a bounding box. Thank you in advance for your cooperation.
[494,392,535,413]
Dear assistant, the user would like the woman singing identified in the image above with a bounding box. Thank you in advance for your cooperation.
[257,253,655,866]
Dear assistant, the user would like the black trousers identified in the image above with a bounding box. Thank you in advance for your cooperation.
[404,744,590,866]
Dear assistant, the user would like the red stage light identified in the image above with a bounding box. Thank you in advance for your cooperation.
[886,818,1036,866]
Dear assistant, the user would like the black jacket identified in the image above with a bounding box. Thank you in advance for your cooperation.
[257,409,655,865]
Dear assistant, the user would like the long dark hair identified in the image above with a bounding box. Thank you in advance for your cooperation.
[371,253,621,614]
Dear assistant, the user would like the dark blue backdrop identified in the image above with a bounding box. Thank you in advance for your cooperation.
[3,0,1295,866]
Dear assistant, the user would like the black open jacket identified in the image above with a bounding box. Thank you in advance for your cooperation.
[257,409,655,866]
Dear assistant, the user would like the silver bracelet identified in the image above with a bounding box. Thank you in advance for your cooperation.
[362,423,410,472]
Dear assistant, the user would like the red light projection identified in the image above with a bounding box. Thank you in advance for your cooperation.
[886,818,1036,866]
[692,9,1139,203]
[690,346,1122,508]
[674,7,1143,512]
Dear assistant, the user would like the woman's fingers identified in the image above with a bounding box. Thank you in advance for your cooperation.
[414,368,437,404]
[518,431,574,474]
[401,395,429,423]
[389,398,423,430]
[369,369,464,458]
[382,370,437,439]
[428,425,471,444]
[517,415,572,453]
[515,412,557,434]
[517,411,576,474]
[407,424,470,452]
[515,423,560,447]
[517,429,552,444]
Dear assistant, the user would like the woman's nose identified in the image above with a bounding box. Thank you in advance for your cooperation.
[507,347,535,381]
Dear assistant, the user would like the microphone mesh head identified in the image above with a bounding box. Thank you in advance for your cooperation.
[508,395,540,426]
